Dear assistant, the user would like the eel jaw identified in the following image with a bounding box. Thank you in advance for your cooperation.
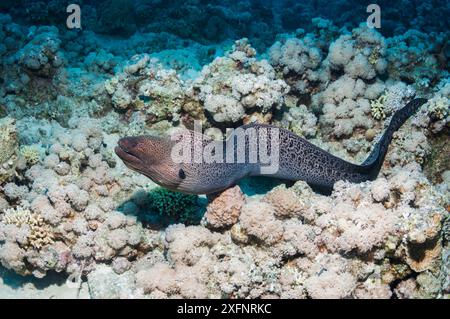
[114,138,145,170]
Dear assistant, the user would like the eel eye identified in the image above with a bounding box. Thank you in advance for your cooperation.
[178,168,186,179]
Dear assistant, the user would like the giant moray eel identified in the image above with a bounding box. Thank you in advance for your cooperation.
[115,98,427,195]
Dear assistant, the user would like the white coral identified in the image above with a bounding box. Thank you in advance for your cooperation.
[189,39,289,123]
[328,23,387,80]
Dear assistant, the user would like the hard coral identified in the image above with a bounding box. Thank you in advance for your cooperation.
[238,201,283,245]
[147,187,200,224]
[105,54,185,123]
[263,185,305,219]
[19,144,42,166]
[370,93,387,120]
[428,93,449,121]
[1,207,54,250]
[328,23,387,80]
[17,26,64,77]
[189,39,289,124]
[205,185,245,230]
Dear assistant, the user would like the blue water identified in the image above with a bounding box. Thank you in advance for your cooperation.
[1,0,448,48]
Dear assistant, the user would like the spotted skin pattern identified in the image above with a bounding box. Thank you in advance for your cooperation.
[115,98,427,195]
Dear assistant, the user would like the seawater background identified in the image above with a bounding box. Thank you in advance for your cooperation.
[1,0,448,45]
[0,0,448,298]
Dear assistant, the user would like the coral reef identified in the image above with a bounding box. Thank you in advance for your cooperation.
[105,54,186,124]
[0,2,448,299]
[0,116,158,278]
[82,170,447,299]
[188,39,289,124]
[328,24,387,80]
[386,30,448,85]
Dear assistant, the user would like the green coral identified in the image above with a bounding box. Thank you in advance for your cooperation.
[371,94,387,120]
[147,187,200,224]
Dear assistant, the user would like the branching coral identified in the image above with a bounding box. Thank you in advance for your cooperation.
[19,144,42,166]
[1,207,54,250]
[371,93,388,120]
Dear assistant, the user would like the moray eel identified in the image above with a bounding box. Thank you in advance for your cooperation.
[115,98,427,195]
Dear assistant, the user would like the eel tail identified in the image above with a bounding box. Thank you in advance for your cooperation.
[361,97,428,179]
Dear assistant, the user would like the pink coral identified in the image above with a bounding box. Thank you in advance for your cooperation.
[239,201,283,245]
[263,185,305,219]
[205,185,245,229]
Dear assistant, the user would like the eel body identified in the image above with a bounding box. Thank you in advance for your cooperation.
[115,98,427,195]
